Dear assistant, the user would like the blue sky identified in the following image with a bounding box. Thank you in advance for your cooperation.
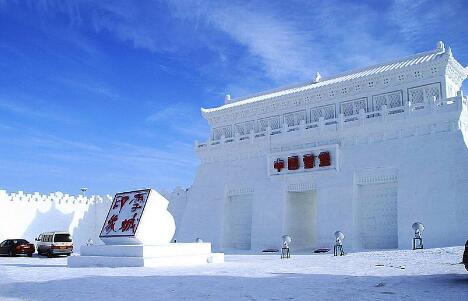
[0,0,467,195]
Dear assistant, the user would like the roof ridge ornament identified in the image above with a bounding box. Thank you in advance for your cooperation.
[225,94,231,104]
[446,46,453,58]
[436,41,445,53]
[314,72,322,83]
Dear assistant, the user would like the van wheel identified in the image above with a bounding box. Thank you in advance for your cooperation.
[47,251,53,258]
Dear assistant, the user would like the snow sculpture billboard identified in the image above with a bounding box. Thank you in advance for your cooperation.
[99,189,175,245]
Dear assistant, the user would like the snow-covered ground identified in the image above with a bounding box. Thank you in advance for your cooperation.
[0,247,466,300]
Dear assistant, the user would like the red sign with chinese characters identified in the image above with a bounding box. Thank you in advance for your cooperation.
[318,151,331,167]
[274,159,285,172]
[303,154,315,169]
[100,189,150,238]
[288,156,299,170]
[272,151,332,173]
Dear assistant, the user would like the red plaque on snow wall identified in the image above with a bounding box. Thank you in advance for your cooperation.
[274,158,285,172]
[303,154,315,169]
[288,156,299,170]
[318,151,331,167]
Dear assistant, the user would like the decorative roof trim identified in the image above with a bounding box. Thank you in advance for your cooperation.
[202,43,451,115]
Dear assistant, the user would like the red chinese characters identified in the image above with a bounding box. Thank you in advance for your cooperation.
[272,150,332,174]
[288,156,299,170]
[100,189,151,238]
[112,195,130,213]
[318,151,331,167]
[303,154,315,169]
[131,202,142,212]
[120,212,138,233]
[273,158,285,172]
[134,193,146,203]
[105,214,118,234]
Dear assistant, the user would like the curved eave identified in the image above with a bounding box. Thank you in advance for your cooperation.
[202,45,456,116]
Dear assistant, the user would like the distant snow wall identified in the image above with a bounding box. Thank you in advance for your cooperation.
[0,188,189,251]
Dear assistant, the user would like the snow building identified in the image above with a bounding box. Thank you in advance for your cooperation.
[177,42,468,252]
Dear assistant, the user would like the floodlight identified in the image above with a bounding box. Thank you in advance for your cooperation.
[412,222,424,250]
[412,222,424,237]
[282,235,292,245]
[334,231,344,244]
[281,235,291,259]
[334,231,345,256]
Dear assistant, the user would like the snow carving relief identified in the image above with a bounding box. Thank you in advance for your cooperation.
[408,83,441,105]
[310,105,336,122]
[340,98,368,117]
[283,110,307,127]
[372,91,403,111]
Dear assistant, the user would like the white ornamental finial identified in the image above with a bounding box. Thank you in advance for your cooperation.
[436,41,445,52]
[314,72,322,83]
[446,46,452,57]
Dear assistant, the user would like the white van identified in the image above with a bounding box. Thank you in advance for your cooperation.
[35,232,73,257]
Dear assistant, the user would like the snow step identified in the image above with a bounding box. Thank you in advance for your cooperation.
[68,253,224,268]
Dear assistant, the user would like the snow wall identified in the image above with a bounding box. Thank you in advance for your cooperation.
[0,187,189,251]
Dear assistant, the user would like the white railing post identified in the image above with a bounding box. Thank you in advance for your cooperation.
[431,96,437,112]
[381,105,388,120]
[359,108,366,126]
[299,119,306,132]
[338,113,344,129]
[406,100,412,118]
[318,117,325,133]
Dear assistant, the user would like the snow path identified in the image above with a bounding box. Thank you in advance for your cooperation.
[0,247,466,300]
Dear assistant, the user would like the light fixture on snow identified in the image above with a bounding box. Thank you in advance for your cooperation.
[412,222,424,250]
[195,238,203,243]
[334,231,345,256]
[281,235,291,259]
[80,187,88,196]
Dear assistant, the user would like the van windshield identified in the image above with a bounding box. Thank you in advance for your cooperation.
[54,234,72,242]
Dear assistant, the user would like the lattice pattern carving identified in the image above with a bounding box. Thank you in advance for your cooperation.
[372,91,403,110]
[373,95,387,111]
[409,89,424,104]
[212,125,233,140]
[310,105,336,122]
[425,86,440,101]
[257,115,280,132]
[283,110,306,126]
[409,83,440,104]
[340,98,367,116]
[234,120,255,136]
[388,93,403,108]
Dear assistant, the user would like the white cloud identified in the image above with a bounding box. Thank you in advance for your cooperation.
[146,102,208,140]
[167,1,413,86]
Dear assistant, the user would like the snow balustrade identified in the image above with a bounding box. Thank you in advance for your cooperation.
[196,93,467,149]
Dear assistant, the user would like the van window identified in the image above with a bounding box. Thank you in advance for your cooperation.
[54,234,72,242]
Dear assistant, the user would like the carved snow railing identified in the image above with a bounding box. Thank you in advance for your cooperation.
[197,94,464,149]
